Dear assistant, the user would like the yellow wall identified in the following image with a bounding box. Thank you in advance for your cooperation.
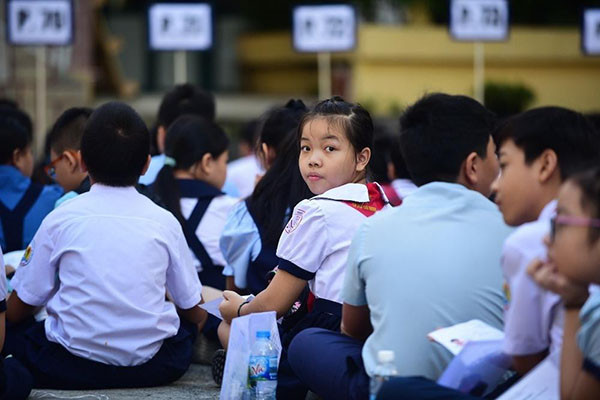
[238,25,600,114]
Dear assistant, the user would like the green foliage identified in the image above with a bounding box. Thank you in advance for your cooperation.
[484,81,536,118]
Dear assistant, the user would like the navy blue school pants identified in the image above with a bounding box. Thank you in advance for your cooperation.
[287,327,370,400]
[0,356,34,399]
[3,318,196,390]
[288,328,479,400]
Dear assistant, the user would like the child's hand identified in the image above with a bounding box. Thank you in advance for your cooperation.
[219,290,244,323]
[527,258,589,308]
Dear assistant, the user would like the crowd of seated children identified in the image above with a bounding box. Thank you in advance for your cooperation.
[1,87,599,400]
[286,93,511,400]
[0,104,62,253]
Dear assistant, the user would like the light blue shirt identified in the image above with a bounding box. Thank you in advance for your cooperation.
[0,165,63,251]
[343,182,511,379]
[578,291,600,378]
[138,154,165,186]
[220,201,261,288]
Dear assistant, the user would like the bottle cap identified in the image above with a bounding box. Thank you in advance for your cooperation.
[256,330,271,339]
[377,350,395,363]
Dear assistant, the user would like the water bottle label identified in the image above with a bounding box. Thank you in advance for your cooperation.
[249,356,278,381]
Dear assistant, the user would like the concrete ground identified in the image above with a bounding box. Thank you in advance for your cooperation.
[27,365,220,400]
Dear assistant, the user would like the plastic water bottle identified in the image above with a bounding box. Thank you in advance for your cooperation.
[369,350,398,400]
[248,330,278,400]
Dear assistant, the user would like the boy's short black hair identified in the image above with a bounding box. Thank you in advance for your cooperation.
[157,84,215,129]
[0,106,33,164]
[496,107,600,181]
[390,134,411,180]
[399,93,496,186]
[47,107,93,154]
[81,102,149,187]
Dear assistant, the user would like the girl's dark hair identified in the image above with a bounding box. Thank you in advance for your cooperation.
[154,115,229,224]
[256,99,308,161]
[247,99,311,246]
[248,132,313,246]
[298,96,374,158]
[569,166,600,243]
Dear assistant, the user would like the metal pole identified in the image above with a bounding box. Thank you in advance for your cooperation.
[174,50,187,84]
[473,42,485,104]
[35,46,47,157]
[318,51,332,100]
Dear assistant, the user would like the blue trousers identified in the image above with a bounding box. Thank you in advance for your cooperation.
[0,356,33,399]
[288,328,370,400]
[4,318,196,390]
[288,328,480,400]
[377,377,480,400]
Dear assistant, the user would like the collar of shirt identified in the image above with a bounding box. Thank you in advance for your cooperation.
[538,199,557,222]
[405,181,497,212]
[89,183,139,197]
[312,182,388,203]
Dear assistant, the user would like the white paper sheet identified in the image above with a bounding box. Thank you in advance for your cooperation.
[428,319,505,356]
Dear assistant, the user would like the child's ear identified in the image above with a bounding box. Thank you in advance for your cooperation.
[63,151,79,173]
[462,151,479,186]
[355,147,371,173]
[537,149,559,183]
[200,153,213,174]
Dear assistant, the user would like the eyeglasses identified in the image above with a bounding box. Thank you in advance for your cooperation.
[550,215,600,241]
[43,151,77,179]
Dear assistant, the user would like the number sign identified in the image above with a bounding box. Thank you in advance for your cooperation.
[450,0,509,41]
[293,4,356,52]
[7,0,73,45]
[582,8,600,55]
[148,3,212,51]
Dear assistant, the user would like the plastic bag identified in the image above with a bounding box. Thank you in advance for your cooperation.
[220,311,282,400]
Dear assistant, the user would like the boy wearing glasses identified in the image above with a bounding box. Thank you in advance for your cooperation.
[0,105,62,253]
[491,107,600,375]
[45,107,93,208]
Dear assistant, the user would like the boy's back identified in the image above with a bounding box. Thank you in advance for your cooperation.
[346,182,511,379]
[12,183,201,365]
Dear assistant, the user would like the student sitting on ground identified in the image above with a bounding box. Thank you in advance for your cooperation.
[154,115,238,291]
[491,107,600,375]
[220,99,310,294]
[44,107,93,207]
[529,166,600,400]
[4,101,207,390]
[0,106,62,253]
[286,93,511,400]
[218,97,391,399]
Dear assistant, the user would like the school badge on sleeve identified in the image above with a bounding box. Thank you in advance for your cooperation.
[284,209,305,234]
[19,243,34,267]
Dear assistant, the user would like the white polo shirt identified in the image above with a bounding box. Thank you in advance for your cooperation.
[502,200,563,357]
[276,183,391,303]
[180,194,239,271]
[11,184,202,366]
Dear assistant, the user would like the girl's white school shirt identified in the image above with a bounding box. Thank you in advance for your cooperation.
[180,194,239,271]
[10,184,202,366]
[276,183,391,304]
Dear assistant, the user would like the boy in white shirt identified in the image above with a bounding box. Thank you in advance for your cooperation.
[491,106,600,375]
[4,102,207,389]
